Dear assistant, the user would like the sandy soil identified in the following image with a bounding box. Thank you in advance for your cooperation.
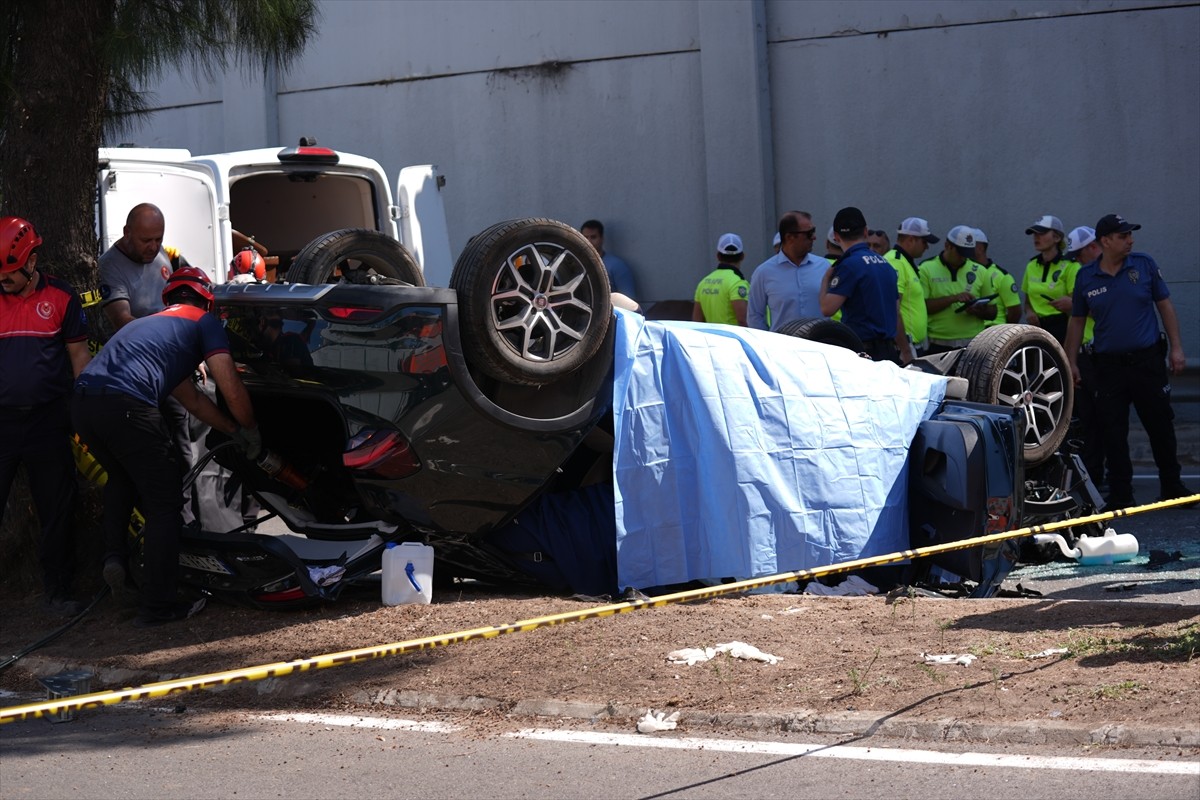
[2,581,1197,735]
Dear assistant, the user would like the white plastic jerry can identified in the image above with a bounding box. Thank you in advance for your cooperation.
[382,542,435,605]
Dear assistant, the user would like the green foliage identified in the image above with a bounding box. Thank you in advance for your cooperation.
[104,0,319,133]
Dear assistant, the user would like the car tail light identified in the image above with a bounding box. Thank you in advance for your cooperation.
[254,585,308,603]
[343,429,420,479]
[325,306,382,322]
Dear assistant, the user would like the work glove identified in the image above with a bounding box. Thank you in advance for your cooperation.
[230,425,263,461]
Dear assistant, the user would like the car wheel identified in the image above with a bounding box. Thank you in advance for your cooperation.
[290,228,425,287]
[776,317,865,353]
[953,324,1073,465]
[450,218,611,386]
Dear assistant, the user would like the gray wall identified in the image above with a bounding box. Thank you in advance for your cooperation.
[113,0,1200,353]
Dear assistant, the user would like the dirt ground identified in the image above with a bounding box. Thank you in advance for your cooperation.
[1,580,1197,736]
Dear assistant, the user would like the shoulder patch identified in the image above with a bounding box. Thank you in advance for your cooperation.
[830,276,840,289]
[737,286,748,299]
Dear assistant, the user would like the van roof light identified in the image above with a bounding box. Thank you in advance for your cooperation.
[278,137,339,164]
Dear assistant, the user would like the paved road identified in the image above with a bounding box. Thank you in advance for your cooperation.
[0,707,1196,800]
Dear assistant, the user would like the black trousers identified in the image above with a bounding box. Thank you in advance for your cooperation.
[72,392,185,613]
[1074,350,1106,485]
[0,398,78,596]
[1093,342,1181,498]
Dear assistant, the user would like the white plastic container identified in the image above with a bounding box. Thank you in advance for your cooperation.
[382,542,434,605]
[1075,529,1139,566]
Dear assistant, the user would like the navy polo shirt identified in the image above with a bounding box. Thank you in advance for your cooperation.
[76,304,229,406]
[0,273,89,407]
[1070,252,1170,354]
[827,242,898,339]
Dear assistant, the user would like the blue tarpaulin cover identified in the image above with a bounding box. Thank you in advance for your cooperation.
[611,309,948,590]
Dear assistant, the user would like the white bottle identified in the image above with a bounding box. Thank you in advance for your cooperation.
[382,542,435,605]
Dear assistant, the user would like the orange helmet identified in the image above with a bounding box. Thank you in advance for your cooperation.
[1,216,43,273]
[162,266,215,308]
[231,248,266,281]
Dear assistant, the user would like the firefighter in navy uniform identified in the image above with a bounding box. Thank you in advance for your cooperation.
[73,267,262,627]
[1064,214,1194,509]
[0,217,92,616]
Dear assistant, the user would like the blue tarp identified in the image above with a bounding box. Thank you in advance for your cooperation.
[611,310,948,590]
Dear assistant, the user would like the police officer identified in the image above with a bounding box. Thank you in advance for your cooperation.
[692,233,750,326]
[1064,226,1105,487]
[919,226,996,354]
[73,267,262,626]
[1064,214,1194,508]
[1020,215,1071,341]
[972,228,1022,326]
[819,207,905,363]
[0,217,92,616]
[885,218,937,355]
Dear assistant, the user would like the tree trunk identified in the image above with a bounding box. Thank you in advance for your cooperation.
[0,0,113,294]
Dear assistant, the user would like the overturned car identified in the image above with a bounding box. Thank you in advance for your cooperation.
[182,219,1095,607]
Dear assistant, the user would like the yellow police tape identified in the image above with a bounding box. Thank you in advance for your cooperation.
[1,493,1195,724]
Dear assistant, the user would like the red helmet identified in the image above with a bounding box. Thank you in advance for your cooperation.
[1,216,43,273]
[162,265,215,307]
[231,247,266,280]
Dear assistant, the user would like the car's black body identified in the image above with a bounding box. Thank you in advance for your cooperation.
[167,223,1094,607]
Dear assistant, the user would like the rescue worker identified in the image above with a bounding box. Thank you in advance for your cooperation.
[692,233,750,326]
[819,207,906,363]
[73,267,262,626]
[98,203,189,332]
[229,247,267,283]
[972,228,1022,326]
[1020,215,1071,341]
[1064,214,1194,509]
[919,226,996,354]
[884,217,937,355]
[0,217,92,616]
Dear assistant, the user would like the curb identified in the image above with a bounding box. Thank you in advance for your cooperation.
[13,656,1196,749]
[357,689,1200,749]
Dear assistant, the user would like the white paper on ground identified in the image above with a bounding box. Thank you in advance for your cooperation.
[637,709,681,733]
[920,652,977,666]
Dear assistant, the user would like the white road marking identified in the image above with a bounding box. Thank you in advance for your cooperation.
[251,712,462,733]
[505,728,1200,776]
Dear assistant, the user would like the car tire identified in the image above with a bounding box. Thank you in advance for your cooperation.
[290,228,425,287]
[953,324,1073,466]
[776,317,865,353]
[450,218,611,386]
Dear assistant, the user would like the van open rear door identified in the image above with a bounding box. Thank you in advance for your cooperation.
[396,165,453,288]
[97,154,224,281]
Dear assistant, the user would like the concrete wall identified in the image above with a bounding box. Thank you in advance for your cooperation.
[111,0,1199,353]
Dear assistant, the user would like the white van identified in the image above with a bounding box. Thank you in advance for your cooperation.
[96,138,454,287]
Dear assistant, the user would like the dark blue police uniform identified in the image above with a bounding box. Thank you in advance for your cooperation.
[827,242,900,362]
[0,274,89,599]
[72,304,230,615]
[1071,252,1183,504]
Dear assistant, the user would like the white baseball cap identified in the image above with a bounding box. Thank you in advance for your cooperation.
[946,225,977,248]
[1025,215,1065,235]
[972,228,988,244]
[772,232,781,247]
[1067,226,1096,253]
[717,232,743,255]
[826,226,838,245]
[897,217,939,244]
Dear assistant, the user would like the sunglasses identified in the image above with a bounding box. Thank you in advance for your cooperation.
[790,228,816,239]
[868,230,887,237]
